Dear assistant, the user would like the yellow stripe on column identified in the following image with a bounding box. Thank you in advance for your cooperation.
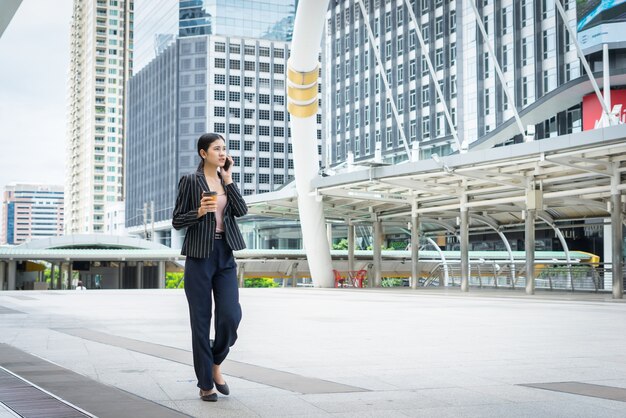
[288,100,318,118]
[287,64,319,86]
[287,83,318,102]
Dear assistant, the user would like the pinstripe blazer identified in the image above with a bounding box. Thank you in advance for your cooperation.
[172,161,248,258]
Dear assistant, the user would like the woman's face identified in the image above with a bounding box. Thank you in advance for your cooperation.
[202,138,227,167]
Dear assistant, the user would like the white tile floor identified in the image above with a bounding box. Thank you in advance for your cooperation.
[1,287,625,417]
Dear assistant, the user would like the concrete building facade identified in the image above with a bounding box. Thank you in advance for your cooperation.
[324,0,581,166]
[1,184,64,245]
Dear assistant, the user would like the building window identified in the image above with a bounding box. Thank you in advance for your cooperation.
[422,85,429,105]
[435,16,443,39]
[483,52,489,79]
[422,116,430,139]
[450,10,456,33]
[450,75,457,97]
[436,112,445,137]
[502,44,510,72]
[450,43,456,66]
[484,89,491,115]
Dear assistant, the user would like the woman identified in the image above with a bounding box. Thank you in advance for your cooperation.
[172,133,248,402]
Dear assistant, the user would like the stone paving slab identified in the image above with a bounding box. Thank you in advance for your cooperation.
[0,288,625,417]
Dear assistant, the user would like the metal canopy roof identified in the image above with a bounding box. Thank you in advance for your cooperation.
[246,125,626,232]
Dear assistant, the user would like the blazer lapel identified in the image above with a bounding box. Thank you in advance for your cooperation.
[195,161,210,192]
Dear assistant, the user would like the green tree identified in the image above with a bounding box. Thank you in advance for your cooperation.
[381,278,404,287]
[166,272,185,289]
[244,278,278,288]
[332,238,349,250]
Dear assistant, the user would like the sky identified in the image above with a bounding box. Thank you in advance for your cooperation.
[0,0,73,194]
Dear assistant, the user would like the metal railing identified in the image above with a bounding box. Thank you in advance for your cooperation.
[421,261,625,293]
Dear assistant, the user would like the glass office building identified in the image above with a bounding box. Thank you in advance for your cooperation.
[179,0,296,40]
[135,0,296,72]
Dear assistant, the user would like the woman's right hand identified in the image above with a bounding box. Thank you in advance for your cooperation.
[197,196,218,217]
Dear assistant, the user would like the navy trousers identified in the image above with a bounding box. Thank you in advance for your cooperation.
[184,238,242,390]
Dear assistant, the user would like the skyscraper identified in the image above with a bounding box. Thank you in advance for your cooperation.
[125,34,322,246]
[66,0,133,234]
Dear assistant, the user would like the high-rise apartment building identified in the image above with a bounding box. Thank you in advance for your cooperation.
[125,34,322,246]
[325,0,581,166]
[66,0,133,234]
[1,185,64,245]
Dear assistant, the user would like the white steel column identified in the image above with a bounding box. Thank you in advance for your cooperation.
[49,263,56,290]
[348,221,355,274]
[287,0,333,287]
[0,261,5,290]
[158,261,166,289]
[611,164,624,298]
[460,194,469,292]
[525,188,542,295]
[57,263,64,289]
[372,217,382,287]
[525,209,537,295]
[327,223,333,247]
[8,261,16,291]
[136,261,143,289]
[410,207,420,290]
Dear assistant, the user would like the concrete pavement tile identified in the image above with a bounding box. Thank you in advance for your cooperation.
[418,387,513,406]
[321,411,410,417]
[400,403,541,418]
[530,400,625,418]
[160,399,260,417]
[235,394,327,416]
[300,390,447,413]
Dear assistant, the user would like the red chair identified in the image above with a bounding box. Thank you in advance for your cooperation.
[352,269,367,288]
[333,269,346,287]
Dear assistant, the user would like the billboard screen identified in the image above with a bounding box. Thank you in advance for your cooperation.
[577,0,626,52]
[582,89,626,130]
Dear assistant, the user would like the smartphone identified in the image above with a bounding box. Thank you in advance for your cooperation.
[223,157,231,171]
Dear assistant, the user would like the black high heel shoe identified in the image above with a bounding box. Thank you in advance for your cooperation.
[199,389,218,402]
[215,381,229,396]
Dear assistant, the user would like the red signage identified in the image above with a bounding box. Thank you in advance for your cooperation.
[582,89,626,130]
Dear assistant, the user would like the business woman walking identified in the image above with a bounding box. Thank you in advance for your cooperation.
[172,133,248,402]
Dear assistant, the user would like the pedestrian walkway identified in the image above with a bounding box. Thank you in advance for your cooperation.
[1,288,625,417]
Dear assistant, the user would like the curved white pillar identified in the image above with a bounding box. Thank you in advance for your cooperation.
[287,0,333,287]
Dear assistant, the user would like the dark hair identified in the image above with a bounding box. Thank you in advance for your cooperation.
[197,133,225,159]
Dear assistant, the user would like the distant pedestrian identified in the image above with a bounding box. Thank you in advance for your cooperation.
[76,281,86,290]
[172,133,248,402]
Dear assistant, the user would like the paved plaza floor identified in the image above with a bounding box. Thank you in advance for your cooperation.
[0,287,625,417]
